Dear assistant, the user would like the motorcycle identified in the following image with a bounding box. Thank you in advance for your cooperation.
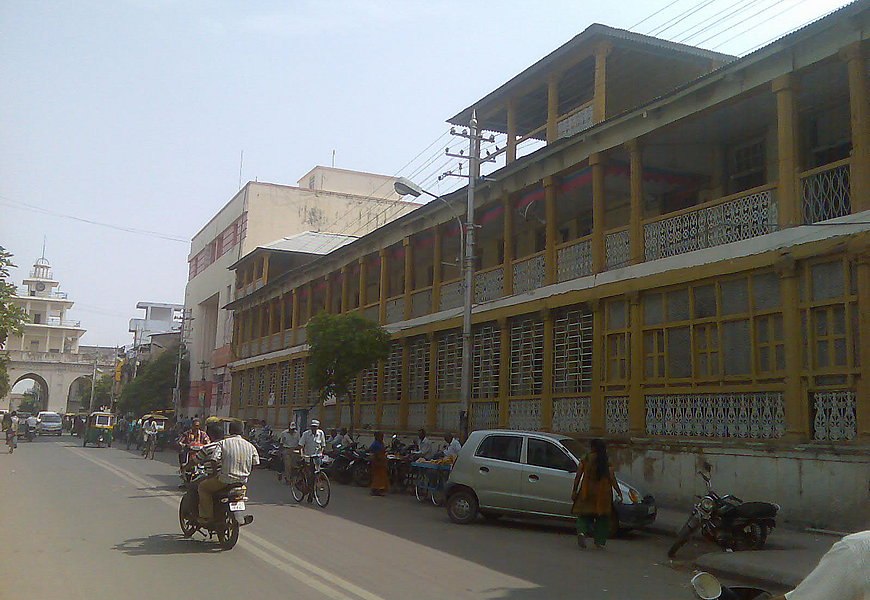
[255,439,283,472]
[386,437,413,493]
[352,445,372,487]
[329,443,361,485]
[669,470,779,558]
[22,424,36,442]
[179,442,204,485]
[178,464,254,550]
[691,571,772,600]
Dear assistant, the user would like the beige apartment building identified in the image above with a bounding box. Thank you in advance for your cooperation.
[226,4,870,529]
[183,166,419,416]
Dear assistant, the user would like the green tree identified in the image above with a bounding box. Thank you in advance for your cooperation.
[307,312,391,433]
[89,374,114,412]
[0,247,28,398]
[17,388,42,414]
[118,345,188,416]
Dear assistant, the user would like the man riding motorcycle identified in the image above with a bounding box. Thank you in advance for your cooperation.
[177,418,210,469]
[196,420,259,524]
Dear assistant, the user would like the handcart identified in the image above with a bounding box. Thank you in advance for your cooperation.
[410,461,452,506]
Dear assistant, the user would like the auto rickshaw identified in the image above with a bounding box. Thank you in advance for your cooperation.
[82,411,114,447]
[205,416,246,438]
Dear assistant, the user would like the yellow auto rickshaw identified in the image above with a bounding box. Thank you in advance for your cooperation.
[82,411,114,447]
[205,416,246,438]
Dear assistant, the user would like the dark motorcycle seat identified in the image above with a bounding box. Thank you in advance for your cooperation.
[723,501,778,520]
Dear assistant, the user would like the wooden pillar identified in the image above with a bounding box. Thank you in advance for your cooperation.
[593,42,611,124]
[432,227,442,312]
[305,284,312,322]
[506,99,517,163]
[262,253,270,283]
[358,257,367,308]
[547,74,559,144]
[340,267,348,313]
[628,293,644,434]
[503,196,514,295]
[855,251,870,440]
[378,248,388,324]
[590,153,606,273]
[291,290,299,346]
[427,332,438,430]
[324,275,333,315]
[589,299,604,434]
[773,74,800,227]
[544,176,558,285]
[541,309,555,430]
[403,237,413,320]
[626,140,644,265]
[842,43,870,213]
[778,259,807,439]
[498,317,510,428]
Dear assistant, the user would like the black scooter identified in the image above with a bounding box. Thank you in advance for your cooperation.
[669,469,779,558]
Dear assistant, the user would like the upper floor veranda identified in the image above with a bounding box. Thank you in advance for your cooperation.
[227,4,870,361]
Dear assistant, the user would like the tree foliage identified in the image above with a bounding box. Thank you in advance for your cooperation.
[17,388,42,414]
[90,374,114,412]
[307,313,391,432]
[118,345,188,416]
[0,247,28,398]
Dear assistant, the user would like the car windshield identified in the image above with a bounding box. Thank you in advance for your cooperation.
[559,438,586,462]
[41,414,61,422]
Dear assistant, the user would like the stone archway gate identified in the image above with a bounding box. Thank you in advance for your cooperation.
[2,350,115,414]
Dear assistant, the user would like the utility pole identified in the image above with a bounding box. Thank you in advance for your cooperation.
[444,110,496,440]
[88,359,97,413]
[173,309,194,415]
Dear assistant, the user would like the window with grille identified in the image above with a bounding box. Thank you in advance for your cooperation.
[291,359,305,404]
[510,315,544,396]
[553,308,592,394]
[472,323,500,398]
[268,363,278,405]
[279,361,290,404]
[360,366,378,402]
[803,259,857,384]
[604,299,630,383]
[256,366,266,406]
[436,329,462,399]
[407,336,430,400]
[383,342,402,402]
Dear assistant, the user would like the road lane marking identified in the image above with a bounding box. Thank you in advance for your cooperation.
[66,446,385,600]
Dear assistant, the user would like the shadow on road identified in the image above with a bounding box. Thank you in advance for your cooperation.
[112,533,221,556]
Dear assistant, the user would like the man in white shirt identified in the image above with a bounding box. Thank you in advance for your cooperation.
[198,420,259,523]
[297,420,326,503]
[5,412,19,453]
[414,428,436,460]
[779,529,870,600]
[142,418,159,459]
[25,414,38,430]
[443,433,462,460]
[339,428,353,449]
[278,422,299,481]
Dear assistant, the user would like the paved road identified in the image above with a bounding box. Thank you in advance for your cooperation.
[2,435,707,599]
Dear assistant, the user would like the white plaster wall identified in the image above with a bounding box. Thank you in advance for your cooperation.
[297,166,402,200]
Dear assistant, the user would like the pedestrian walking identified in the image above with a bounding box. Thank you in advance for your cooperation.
[369,432,389,496]
[571,438,622,549]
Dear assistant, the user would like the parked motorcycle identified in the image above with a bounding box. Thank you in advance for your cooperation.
[669,470,779,558]
[691,571,772,599]
[256,439,283,471]
[178,464,254,550]
[352,446,372,487]
[329,443,361,485]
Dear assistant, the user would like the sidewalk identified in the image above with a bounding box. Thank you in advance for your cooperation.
[647,507,839,590]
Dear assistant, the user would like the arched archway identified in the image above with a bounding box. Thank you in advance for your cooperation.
[66,376,93,414]
[9,373,50,413]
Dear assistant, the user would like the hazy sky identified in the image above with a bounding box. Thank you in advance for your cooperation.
[1,0,854,347]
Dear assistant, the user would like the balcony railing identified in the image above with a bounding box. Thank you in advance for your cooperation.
[385,296,404,324]
[605,228,630,271]
[801,159,851,224]
[556,236,592,282]
[410,287,432,318]
[643,185,777,262]
[362,304,379,323]
[557,102,594,140]
[474,265,504,303]
[41,317,81,327]
[16,287,68,299]
[512,251,546,294]
[439,278,463,311]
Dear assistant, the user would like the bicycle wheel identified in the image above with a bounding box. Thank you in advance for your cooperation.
[290,474,306,502]
[314,472,331,507]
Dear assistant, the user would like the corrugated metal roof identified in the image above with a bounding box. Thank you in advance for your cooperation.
[261,231,359,256]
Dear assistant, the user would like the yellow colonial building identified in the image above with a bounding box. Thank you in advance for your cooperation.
[227,5,870,528]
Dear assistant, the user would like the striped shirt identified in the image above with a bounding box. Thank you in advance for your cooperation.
[212,435,260,484]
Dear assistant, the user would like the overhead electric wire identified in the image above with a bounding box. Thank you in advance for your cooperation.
[672,0,762,43]
[693,0,796,46]
[710,0,814,49]
[629,0,687,30]
[0,196,189,243]
[646,0,717,36]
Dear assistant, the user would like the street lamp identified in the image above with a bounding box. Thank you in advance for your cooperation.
[394,174,475,441]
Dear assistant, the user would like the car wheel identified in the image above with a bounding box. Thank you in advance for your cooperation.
[446,490,478,524]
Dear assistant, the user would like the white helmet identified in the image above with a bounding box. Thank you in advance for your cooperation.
[310,419,320,427]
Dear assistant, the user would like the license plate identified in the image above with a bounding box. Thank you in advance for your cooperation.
[229,501,245,511]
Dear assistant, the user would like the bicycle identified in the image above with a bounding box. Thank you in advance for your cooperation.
[290,456,330,507]
[142,434,156,460]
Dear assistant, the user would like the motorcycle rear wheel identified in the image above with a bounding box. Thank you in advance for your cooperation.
[217,514,239,550]
[352,463,371,487]
[179,502,197,538]
[731,521,767,551]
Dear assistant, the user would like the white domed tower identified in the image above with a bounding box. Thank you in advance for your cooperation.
[10,255,85,354]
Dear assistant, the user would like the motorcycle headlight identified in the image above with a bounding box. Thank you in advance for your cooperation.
[699,496,716,512]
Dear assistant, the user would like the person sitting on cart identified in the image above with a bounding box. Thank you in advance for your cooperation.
[413,429,436,460]
[197,420,259,525]
[443,433,462,460]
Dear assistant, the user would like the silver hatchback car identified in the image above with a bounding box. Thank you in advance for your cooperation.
[36,411,63,435]
[445,430,656,532]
